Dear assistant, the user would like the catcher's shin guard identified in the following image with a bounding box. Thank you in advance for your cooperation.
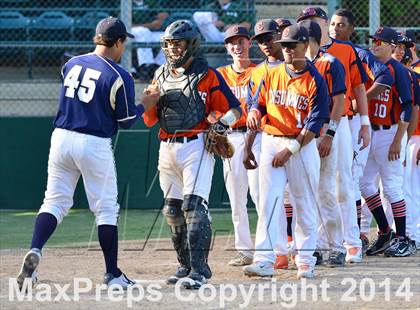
[163,198,190,268]
[182,195,212,278]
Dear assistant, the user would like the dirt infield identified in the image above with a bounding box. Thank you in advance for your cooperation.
[1,233,419,309]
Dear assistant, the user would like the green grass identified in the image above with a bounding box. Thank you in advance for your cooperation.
[0,209,258,250]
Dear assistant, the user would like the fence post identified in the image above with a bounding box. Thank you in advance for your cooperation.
[369,0,380,36]
[120,0,132,70]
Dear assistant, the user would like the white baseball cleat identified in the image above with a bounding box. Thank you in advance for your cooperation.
[297,264,314,279]
[228,252,253,266]
[104,272,136,290]
[243,261,274,277]
[346,247,363,263]
[17,248,41,290]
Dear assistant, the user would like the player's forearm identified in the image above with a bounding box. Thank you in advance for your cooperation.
[296,128,316,147]
[245,130,257,152]
[394,121,409,144]
[366,83,389,101]
[407,105,419,140]
[353,84,368,116]
[330,94,345,123]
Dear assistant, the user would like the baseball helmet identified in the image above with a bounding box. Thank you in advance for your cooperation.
[161,20,201,68]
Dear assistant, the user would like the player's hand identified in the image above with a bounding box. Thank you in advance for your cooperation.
[141,85,160,111]
[213,20,225,29]
[416,148,420,165]
[272,148,292,167]
[317,135,333,158]
[246,110,261,131]
[388,140,401,161]
[243,149,258,169]
[358,125,370,150]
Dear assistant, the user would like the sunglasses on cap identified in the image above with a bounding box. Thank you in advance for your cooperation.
[372,39,389,47]
[256,33,275,44]
[281,42,298,49]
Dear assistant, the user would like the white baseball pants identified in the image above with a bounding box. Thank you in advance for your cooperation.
[158,133,215,202]
[360,125,407,205]
[39,128,120,226]
[403,135,420,241]
[316,126,346,253]
[223,132,261,257]
[336,117,361,249]
[254,133,320,268]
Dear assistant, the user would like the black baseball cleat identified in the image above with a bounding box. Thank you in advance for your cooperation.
[313,250,323,265]
[384,237,411,257]
[166,266,191,285]
[181,272,208,290]
[17,248,41,291]
[326,251,345,268]
[366,230,395,256]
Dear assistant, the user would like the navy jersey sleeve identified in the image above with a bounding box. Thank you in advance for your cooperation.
[212,68,241,109]
[351,44,368,84]
[359,48,394,87]
[305,67,330,134]
[394,62,413,122]
[114,71,143,129]
[329,57,347,96]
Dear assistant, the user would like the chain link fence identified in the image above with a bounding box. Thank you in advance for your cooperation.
[0,0,418,116]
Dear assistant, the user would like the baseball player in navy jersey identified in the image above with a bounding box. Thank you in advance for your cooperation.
[329,9,395,252]
[360,26,413,257]
[16,17,160,290]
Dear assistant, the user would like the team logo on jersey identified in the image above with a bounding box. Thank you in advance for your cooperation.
[198,91,207,102]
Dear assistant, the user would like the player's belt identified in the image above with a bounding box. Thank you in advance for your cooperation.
[161,135,199,143]
[371,124,391,131]
[230,126,248,133]
[267,133,298,139]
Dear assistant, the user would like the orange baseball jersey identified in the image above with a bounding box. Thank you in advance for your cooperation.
[312,51,346,109]
[217,63,256,128]
[247,60,283,108]
[256,62,329,136]
[143,67,240,139]
[321,38,367,115]
[368,58,413,126]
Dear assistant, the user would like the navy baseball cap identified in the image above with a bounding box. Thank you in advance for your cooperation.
[278,25,309,43]
[397,32,414,48]
[296,7,328,22]
[298,20,322,43]
[224,25,250,43]
[275,18,292,29]
[402,29,416,44]
[369,26,398,44]
[96,17,134,39]
[251,19,280,40]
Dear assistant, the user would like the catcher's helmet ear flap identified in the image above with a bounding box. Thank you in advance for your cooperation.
[161,20,201,68]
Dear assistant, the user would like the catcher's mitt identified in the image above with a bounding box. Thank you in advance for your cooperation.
[205,120,235,158]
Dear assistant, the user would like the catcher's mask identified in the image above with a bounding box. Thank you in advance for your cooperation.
[161,20,201,69]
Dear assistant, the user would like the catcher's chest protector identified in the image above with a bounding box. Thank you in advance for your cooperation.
[156,58,208,134]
